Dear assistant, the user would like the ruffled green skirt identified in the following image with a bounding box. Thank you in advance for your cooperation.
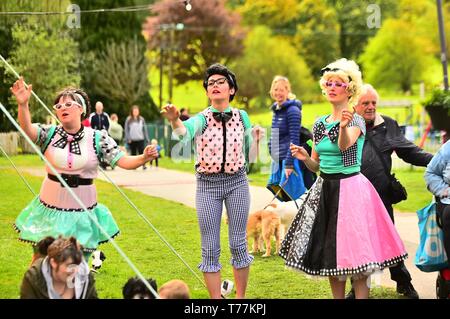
[14,196,120,252]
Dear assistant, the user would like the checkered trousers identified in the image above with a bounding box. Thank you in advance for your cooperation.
[195,168,254,273]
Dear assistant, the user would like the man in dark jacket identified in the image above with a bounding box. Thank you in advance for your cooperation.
[90,101,110,131]
[90,101,110,169]
[347,84,433,299]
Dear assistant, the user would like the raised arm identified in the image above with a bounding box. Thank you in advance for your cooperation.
[161,104,186,136]
[11,77,38,142]
[338,109,361,151]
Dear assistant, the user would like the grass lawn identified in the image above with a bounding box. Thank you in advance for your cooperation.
[393,168,431,213]
[0,161,398,298]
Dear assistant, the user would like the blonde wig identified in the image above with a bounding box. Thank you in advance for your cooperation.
[319,58,363,107]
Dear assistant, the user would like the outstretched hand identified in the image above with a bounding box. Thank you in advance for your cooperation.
[11,77,32,107]
[290,143,309,161]
[340,107,356,128]
[143,145,158,161]
[160,104,180,122]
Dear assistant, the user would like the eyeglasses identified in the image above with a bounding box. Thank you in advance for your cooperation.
[207,77,227,87]
[325,81,348,89]
[53,101,82,111]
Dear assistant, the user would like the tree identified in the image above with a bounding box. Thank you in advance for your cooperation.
[143,0,245,84]
[294,0,340,77]
[326,0,399,59]
[237,0,300,31]
[92,39,158,121]
[6,23,80,122]
[359,19,433,92]
[0,0,72,131]
[74,0,158,121]
[75,0,151,53]
[446,1,450,58]
[399,0,439,54]
[231,26,317,109]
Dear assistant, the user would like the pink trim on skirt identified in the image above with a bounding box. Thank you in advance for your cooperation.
[336,174,406,269]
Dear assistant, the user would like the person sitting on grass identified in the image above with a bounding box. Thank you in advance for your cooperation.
[20,236,97,299]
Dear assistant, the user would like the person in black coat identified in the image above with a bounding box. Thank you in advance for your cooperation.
[348,84,433,299]
[90,101,110,131]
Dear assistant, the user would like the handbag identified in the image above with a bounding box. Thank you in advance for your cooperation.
[388,173,408,204]
[366,134,407,204]
[415,202,448,272]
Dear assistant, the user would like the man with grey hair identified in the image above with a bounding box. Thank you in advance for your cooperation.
[90,101,110,131]
[90,101,110,169]
[347,84,433,299]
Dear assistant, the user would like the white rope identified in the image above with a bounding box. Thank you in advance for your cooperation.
[0,54,207,292]
[0,4,155,15]
[0,143,36,196]
[0,55,58,123]
[0,101,160,299]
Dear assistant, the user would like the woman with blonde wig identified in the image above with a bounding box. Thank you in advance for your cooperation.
[279,59,407,299]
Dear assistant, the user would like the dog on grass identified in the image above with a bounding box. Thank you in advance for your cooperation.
[264,192,307,240]
[246,209,281,257]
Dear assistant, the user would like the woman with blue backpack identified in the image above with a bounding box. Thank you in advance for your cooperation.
[267,76,310,202]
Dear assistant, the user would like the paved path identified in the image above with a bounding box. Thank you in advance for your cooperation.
[22,166,437,299]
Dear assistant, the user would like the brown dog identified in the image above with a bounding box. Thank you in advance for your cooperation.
[264,193,307,240]
[246,209,281,257]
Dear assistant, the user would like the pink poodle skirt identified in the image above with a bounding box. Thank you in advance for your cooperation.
[279,172,407,278]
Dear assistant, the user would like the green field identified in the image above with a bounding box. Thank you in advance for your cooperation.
[0,160,400,299]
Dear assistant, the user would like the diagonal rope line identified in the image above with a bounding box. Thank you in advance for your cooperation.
[99,172,207,288]
[0,143,36,196]
[0,101,160,299]
[0,55,58,123]
[0,54,207,291]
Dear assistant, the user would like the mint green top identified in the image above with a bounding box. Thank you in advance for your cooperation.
[175,106,253,163]
[314,114,366,174]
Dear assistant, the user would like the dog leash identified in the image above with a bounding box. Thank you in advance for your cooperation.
[263,171,301,210]
[263,178,290,210]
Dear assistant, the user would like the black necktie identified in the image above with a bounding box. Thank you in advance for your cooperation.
[52,126,85,155]
[212,111,233,123]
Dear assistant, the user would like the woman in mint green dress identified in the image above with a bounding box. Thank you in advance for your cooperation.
[11,77,158,262]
